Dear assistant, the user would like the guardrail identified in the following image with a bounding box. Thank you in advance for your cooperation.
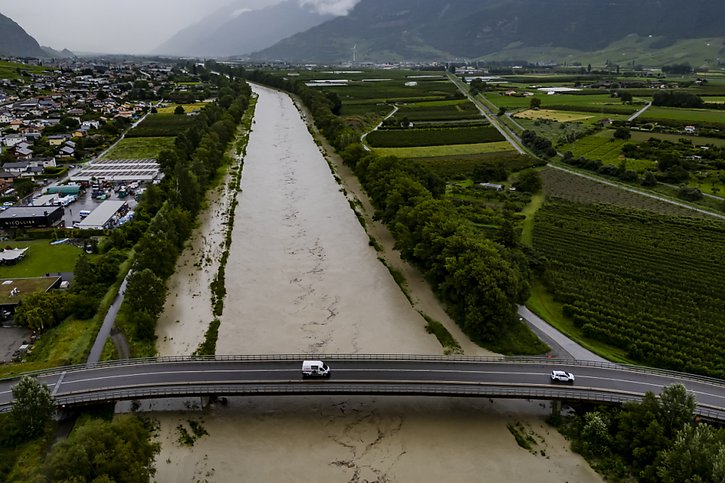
[41,382,724,420]
[4,354,723,387]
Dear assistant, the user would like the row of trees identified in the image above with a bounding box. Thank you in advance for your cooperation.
[117,77,252,352]
[559,384,724,482]
[340,145,532,343]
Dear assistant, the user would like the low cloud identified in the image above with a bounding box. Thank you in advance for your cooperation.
[299,0,361,16]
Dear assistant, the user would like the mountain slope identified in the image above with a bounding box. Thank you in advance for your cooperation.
[153,0,332,58]
[254,0,725,63]
[0,12,47,58]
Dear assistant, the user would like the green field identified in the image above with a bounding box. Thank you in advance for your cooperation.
[418,152,542,179]
[375,141,516,158]
[486,93,644,114]
[561,130,656,170]
[102,137,175,159]
[156,102,208,114]
[640,106,725,125]
[0,240,81,278]
[126,114,195,137]
[0,60,53,80]
[532,200,725,377]
[393,100,482,122]
[629,131,725,147]
[367,126,503,148]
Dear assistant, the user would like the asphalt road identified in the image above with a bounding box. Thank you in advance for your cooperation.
[1,357,723,420]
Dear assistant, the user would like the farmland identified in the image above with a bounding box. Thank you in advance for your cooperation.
[640,106,725,126]
[101,136,175,159]
[156,102,208,114]
[540,167,707,217]
[0,60,53,80]
[126,114,195,137]
[366,125,503,148]
[532,200,725,377]
[375,142,516,159]
[560,130,656,169]
[515,109,596,123]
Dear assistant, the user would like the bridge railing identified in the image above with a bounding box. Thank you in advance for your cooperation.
[2,354,723,387]
[43,382,724,419]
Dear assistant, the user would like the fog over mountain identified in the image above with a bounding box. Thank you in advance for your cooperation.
[255,0,725,63]
[153,0,349,57]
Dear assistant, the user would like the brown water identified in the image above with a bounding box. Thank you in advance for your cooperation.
[152,85,600,483]
[216,85,440,355]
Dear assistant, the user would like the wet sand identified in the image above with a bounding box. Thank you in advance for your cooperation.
[151,85,600,482]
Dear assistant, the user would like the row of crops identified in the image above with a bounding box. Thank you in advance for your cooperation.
[533,200,725,377]
[366,125,504,148]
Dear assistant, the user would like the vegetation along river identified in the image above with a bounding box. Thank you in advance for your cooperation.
[152,84,600,482]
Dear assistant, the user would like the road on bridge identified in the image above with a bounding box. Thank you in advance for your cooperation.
[1,357,723,420]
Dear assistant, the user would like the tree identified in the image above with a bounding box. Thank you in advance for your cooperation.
[657,424,725,483]
[641,170,658,187]
[11,376,55,440]
[619,91,633,104]
[513,169,542,193]
[174,105,186,115]
[530,97,541,109]
[44,415,160,483]
[613,127,631,140]
[125,269,167,319]
[658,383,695,437]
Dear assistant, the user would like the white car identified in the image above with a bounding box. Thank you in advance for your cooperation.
[551,370,575,384]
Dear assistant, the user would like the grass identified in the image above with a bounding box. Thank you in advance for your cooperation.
[156,102,208,114]
[420,312,463,355]
[561,130,656,169]
[0,60,53,80]
[101,136,175,159]
[526,283,634,364]
[482,320,549,355]
[0,277,59,305]
[640,106,725,125]
[515,109,596,123]
[520,192,545,246]
[629,131,725,147]
[0,240,81,278]
[375,141,517,158]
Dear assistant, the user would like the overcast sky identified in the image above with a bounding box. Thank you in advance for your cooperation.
[0,0,283,54]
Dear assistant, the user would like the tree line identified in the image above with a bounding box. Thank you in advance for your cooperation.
[557,384,725,482]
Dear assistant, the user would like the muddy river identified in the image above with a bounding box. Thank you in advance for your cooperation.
[152,85,600,482]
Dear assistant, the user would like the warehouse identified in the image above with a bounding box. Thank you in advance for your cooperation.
[77,200,128,230]
[70,159,160,183]
[0,206,64,229]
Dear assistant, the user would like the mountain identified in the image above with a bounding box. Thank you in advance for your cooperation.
[0,12,48,58]
[153,0,333,58]
[254,0,725,64]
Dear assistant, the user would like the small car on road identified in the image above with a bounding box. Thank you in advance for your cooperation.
[550,370,575,384]
[302,360,331,378]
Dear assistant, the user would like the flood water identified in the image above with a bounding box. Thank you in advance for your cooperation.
[216,85,440,355]
[152,85,600,483]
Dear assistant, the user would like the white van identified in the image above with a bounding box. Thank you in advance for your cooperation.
[79,210,91,218]
[301,360,330,378]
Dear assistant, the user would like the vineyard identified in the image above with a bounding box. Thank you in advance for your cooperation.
[366,126,503,148]
[533,200,725,376]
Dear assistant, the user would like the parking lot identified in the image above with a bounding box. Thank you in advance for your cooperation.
[60,187,139,228]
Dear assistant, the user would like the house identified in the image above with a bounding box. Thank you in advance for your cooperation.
[14,146,33,161]
[2,134,26,148]
[58,146,75,159]
[0,171,16,183]
[31,157,56,169]
[2,161,30,175]
[48,134,69,146]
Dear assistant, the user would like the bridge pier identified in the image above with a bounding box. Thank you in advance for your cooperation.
[550,400,562,418]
